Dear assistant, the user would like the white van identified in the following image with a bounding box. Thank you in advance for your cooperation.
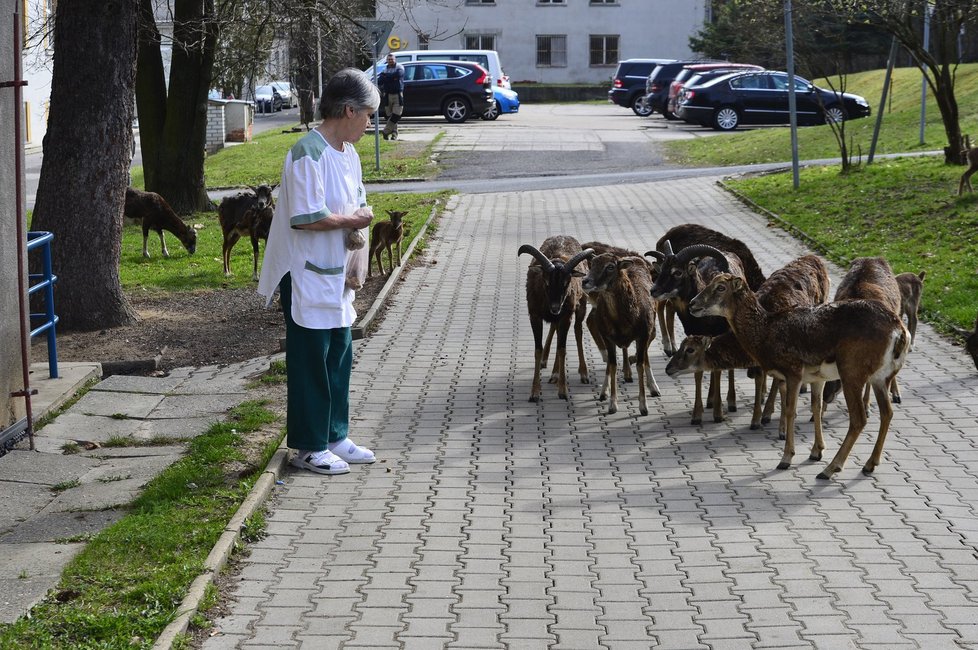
[369,49,510,89]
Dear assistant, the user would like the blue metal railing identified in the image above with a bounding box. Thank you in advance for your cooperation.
[27,231,58,378]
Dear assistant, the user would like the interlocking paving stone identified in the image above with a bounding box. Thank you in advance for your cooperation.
[201,178,978,648]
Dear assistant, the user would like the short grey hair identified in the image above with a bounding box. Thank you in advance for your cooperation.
[318,68,381,120]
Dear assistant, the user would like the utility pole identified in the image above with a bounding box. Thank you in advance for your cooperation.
[785,0,799,189]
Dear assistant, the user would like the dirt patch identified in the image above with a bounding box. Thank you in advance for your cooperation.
[33,271,395,374]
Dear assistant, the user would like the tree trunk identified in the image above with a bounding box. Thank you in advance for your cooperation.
[134,0,167,191]
[136,0,218,214]
[29,0,138,331]
[933,65,964,165]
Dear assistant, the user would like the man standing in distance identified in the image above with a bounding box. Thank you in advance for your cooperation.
[377,53,405,140]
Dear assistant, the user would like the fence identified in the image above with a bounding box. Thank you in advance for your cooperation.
[27,231,58,379]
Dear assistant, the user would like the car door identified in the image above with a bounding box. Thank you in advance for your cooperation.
[728,73,777,124]
[405,63,451,115]
[767,73,819,124]
[789,76,821,124]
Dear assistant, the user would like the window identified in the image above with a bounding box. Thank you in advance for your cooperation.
[466,0,495,4]
[536,35,567,67]
[590,0,618,4]
[465,34,496,51]
[537,0,565,4]
[589,35,618,66]
[417,32,429,50]
[732,75,767,90]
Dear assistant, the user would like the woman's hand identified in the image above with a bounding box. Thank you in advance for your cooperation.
[350,206,374,229]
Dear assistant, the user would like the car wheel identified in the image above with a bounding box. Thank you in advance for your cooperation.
[631,94,653,117]
[713,106,740,131]
[482,99,500,121]
[443,97,470,123]
[823,105,847,124]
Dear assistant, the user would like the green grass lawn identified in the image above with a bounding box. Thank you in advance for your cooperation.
[725,157,978,332]
[121,191,450,293]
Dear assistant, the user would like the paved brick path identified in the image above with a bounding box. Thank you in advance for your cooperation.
[202,178,978,649]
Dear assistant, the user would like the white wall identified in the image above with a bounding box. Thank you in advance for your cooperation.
[376,0,710,84]
[2,0,27,428]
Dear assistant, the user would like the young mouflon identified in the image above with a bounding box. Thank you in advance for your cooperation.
[368,210,408,277]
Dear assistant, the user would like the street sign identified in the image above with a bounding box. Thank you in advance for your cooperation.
[355,19,394,51]
[356,19,395,173]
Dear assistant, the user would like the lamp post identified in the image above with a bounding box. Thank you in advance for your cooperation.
[919,2,932,146]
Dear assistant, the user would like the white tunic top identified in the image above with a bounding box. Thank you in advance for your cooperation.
[257,129,366,329]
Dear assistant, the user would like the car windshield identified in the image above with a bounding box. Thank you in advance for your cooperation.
[255,86,274,95]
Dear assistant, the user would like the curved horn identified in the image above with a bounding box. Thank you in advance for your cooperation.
[675,244,730,272]
[566,248,594,271]
[518,244,555,271]
[663,240,674,256]
[645,250,666,261]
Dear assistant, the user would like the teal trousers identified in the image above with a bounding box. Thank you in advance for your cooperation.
[279,274,352,451]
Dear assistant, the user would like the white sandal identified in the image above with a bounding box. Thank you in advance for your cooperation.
[291,449,350,475]
[328,439,376,464]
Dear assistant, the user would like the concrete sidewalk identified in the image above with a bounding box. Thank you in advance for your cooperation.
[0,355,280,623]
[200,177,978,649]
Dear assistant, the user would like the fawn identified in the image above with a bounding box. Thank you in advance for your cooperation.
[368,210,408,277]
[958,144,978,195]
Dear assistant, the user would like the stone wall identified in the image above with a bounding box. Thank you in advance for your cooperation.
[206,100,226,153]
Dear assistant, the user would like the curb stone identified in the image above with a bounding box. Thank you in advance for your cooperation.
[151,443,289,650]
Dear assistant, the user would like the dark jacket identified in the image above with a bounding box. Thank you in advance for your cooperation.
[377,63,405,95]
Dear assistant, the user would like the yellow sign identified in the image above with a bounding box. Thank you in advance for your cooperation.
[388,35,406,50]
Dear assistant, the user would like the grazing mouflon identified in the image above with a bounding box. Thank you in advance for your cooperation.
[123,187,198,258]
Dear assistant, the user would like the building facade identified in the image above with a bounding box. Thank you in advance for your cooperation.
[2,0,27,431]
[375,0,711,84]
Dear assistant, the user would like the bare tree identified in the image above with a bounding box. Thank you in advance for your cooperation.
[827,0,978,164]
[376,0,466,47]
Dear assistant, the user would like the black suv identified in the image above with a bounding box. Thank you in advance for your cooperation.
[608,59,673,116]
[386,61,494,123]
[644,60,714,118]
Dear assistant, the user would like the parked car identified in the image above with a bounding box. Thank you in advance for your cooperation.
[380,60,493,123]
[643,60,711,117]
[369,49,510,90]
[268,80,298,108]
[608,58,673,116]
[254,85,283,113]
[482,86,520,120]
[679,70,872,131]
[665,62,764,119]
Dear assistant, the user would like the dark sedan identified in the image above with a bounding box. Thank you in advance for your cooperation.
[679,71,871,131]
[384,60,493,123]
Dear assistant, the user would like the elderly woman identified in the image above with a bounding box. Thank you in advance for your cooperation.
[258,69,380,475]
